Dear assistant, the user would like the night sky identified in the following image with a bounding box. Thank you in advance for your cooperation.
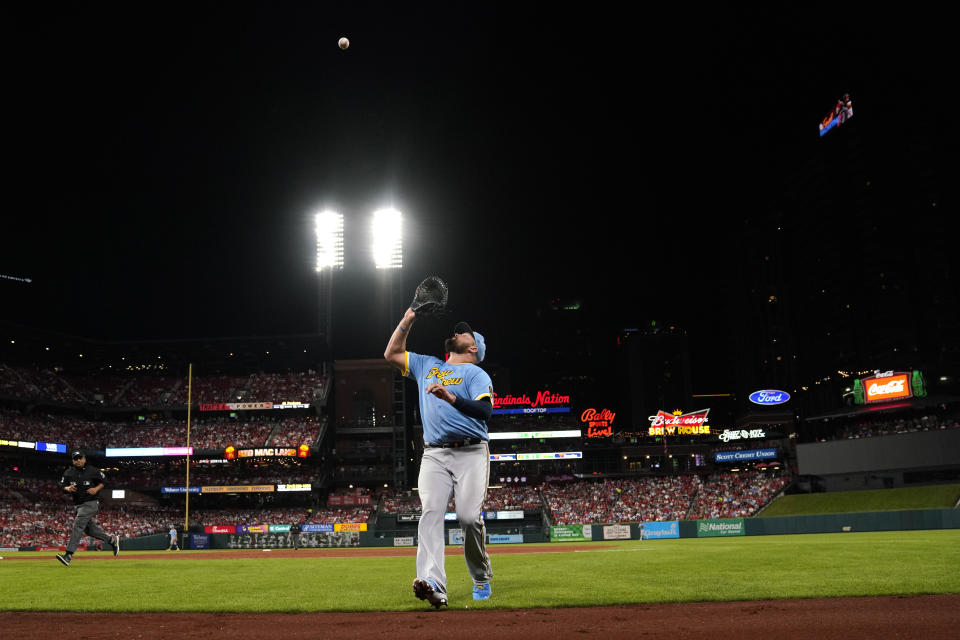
[3,5,952,376]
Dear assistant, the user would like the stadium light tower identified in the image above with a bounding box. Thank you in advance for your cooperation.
[372,208,403,270]
[371,207,409,490]
[315,210,344,271]
[315,211,344,353]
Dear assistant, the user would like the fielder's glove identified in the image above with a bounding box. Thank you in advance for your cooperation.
[410,276,448,317]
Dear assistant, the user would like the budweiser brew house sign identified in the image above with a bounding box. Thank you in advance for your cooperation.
[648,409,711,436]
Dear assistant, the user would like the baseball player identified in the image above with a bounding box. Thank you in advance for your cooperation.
[168,525,180,551]
[56,450,119,566]
[385,308,494,607]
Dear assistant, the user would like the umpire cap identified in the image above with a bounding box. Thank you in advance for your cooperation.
[71,449,85,459]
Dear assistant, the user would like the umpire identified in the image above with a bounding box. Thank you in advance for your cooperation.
[289,521,302,550]
[56,450,119,566]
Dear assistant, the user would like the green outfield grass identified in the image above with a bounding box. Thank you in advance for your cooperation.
[760,484,960,517]
[1,529,959,612]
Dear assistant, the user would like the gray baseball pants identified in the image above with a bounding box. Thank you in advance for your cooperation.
[416,442,493,595]
[66,501,111,553]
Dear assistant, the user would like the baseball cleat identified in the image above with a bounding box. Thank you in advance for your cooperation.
[413,578,448,609]
[472,582,491,601]
[55,553,71,567]
[111,534,120,556]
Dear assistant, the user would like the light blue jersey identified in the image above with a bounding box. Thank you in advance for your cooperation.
[404,352,493,444]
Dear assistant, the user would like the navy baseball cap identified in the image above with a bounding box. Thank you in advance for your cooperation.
[454,321,486,363]
[71,449,85,459]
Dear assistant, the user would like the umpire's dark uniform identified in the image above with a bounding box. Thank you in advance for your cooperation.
[289,523,302,550]
[57,450,116,565]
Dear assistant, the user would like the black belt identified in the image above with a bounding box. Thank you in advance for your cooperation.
[425,438,487,448]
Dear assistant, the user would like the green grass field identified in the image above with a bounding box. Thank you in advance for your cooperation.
[760,484,960,517]
[2,530,959,612]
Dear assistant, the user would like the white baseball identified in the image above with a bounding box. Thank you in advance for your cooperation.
[338,37,349,50]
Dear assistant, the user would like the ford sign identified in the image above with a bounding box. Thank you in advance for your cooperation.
[748,390,791,405]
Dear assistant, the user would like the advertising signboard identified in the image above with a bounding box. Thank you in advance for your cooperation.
[189,534,210,550]
[106,447,193,457]
[748,390,790,406]
[602,524,631,540]
[550,524,592,542]
[639,521,679,539]
[861,372,912,404]
[493,390,570,410]
[714,448,777,463]
[201,485,274,494]
[203,525,236,534]
[161,486,201,494]
[581,408,616,437]
[697,518,745,537]
[718,429,767,443]
[648,409,711,436]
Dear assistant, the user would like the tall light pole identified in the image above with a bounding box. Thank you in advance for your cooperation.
[372,208,404,337]
[315,211,344,356]
[371,208,408,489]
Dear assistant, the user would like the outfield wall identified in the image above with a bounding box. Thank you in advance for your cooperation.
[190,509,958,548]
[537,509,960,543]
[21,509,956,552]
[743,508,960,536]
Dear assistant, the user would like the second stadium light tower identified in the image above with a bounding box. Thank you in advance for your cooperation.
[315,210,344,354]
[372,208,403,269]
[371,207,409,491]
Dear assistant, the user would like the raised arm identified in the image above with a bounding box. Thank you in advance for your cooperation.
[384,308,418,371]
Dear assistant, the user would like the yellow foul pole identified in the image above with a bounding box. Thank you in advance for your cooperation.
[184,363,193,549]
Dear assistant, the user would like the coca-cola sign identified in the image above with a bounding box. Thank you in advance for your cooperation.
[864,373,911,403]
[492,390,570,409]
[748,390,791,406]
[648,409,711,436]
[580,408,615,437]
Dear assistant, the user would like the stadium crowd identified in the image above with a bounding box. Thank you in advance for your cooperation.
[687,472,791,519]
[824,412,960,442]
[0,470,373,548]
[374,471,787,525]
[0,467,791,548]
[0,411,321,450]
[0,365,327,408]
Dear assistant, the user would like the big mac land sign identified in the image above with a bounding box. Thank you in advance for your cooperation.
[648,409,711,436]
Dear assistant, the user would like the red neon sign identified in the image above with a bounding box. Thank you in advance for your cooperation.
[581,408,616,437]
[493,390,570,409]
